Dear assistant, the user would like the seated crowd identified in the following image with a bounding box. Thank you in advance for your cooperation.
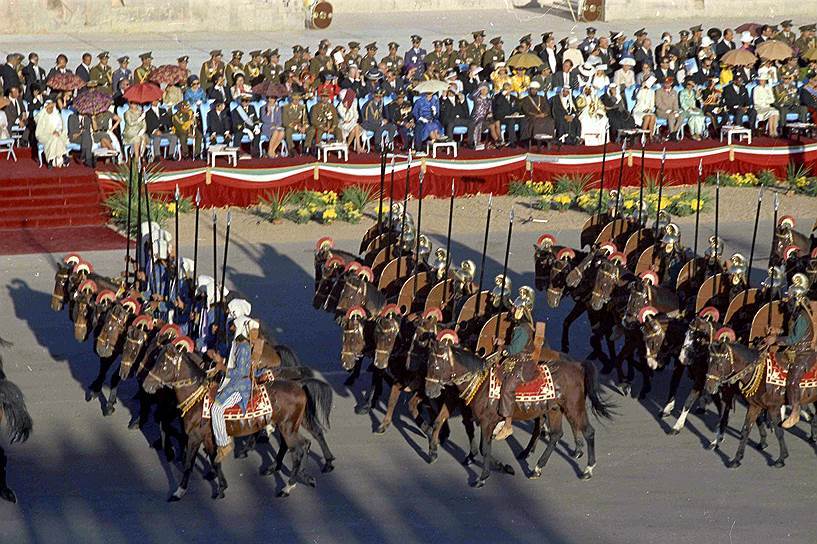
[1,21,817,168]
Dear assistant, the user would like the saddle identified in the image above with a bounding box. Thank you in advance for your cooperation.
[203,382,273,421]
[765,351,817,389]
[489,354,556,404]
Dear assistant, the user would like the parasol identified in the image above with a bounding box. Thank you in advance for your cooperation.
[507,52,543,69]
[47,72,86,91]
[756,40,794,61]
[735,22,760,34]
[252,80,289,98]
[148,65,187,86]
[123,83,164,104]
[412,79,451,94]
[720,49,758,67]
[73,90,113,115]
[801,47,817,62]
[162,86,183,107]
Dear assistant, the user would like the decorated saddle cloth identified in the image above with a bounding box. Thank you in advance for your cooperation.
[765,352,817,389]
[488,359,556,403]
[202,383,273,421]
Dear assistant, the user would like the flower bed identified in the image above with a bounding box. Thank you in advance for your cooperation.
[256,186,375,225]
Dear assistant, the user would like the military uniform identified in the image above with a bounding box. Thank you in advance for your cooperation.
[88,51,113,94]
[309,46,331,77]
[306,96,343,149]
[481,38,505,70]
[466,30,487,67]
[675,31,693,60]
[284,46,307,75]
[777,275,816,428]
[133,52,153,84]
[448,40,473,70]
[282,95,309,153]
[200,50,225,90]
[774,21,796,46]
[424,41,446,75]
[794,25,817,57]
[381,42,404,74]
[262,50,283,83]
[344,42,363,72]
[111,56,131,95]
[243,51,264,85]
[358,42,379,73]
[172,104,202,159]
[441,38,455,69]
[225,51,245,87]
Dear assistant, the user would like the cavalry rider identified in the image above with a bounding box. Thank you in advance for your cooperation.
[725,253,749,297]
[703,235,725,275]
[449,259,477,319]
[766,273,816,428]
[212,315,263,462]
[430,248,448,282]
[170,257,195,333]
[657,223,689,288]
[144,232,173,321]
[493,286,540,441]
[193,275,229,354]
[760,265,787,301]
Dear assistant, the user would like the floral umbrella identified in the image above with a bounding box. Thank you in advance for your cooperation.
[756,40,794,61]
[47,72,86,91]
[252,81,289,98]
[162,86,183,107]
[149,65,186,86]
[507,52,543,69]
[73,90,113,115]
[721,49,757,67]
[735,22,760,34]
[413,80,450,94]
[123,83,163,104]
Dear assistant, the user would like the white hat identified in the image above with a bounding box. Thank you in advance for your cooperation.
[579,62,594,77]
[159,229,172,242]
[140,221,161,237]
[495,62,506,69]
[529,81,541,89]
[740,31,753,43]
[758,67,770,80]
[609,82,619,88]
[233,315,259,340]
[568,36,579,45]
[228,298,252,320]
[620,57,635,66]
[196,275,216,305]
[701,36,714,47]
[154,239,169,260]
[180,257,195,279]
[644,75,657,87]
[595,64,607,71]
[698,50,708,60]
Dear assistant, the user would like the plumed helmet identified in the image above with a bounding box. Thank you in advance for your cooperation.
[492,274,512,304]
[761,266,786,290]
[517,285,535,307]
[661,222,680,247]
[459,259,476,281]
[705,235,724,259]
[787,273,810,300]
[653,210,671,232]
[417,234,432,256]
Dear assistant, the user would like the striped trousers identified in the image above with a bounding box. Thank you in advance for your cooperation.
[211,391,242,447]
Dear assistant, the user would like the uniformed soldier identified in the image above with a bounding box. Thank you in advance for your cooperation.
[466,30,487,65]
[310,42,331,77]
[441,38,456,68]
[359,42,379,73]
[282,91,309,155]
[88,51,113,94]
[515,34,532,56]
[244,50,264,85]
[795,24,817,58]
[675,30,693,60]
[111,56,131,95]
[200,50,225,90]
[306,89,343,153]
[689,24,704,49]
[424,40,445,75]
[344,42,363,73]
[381,42,404,74]
[404,35,427,79]
[284,45,304,74]
[448,39,472,71]
[225,50,245,87]
[579,27,598,58]
[133,52,153,84]
[775,20,796,46]
[262,49,283,83]
[172,100,202,160]
[482,37,505,70]
[360,88,397,151]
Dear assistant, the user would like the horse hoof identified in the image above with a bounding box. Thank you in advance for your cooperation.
[619,384,631,397]
[322,462,335,474]
[374,424,388,434]
[572,449,584,460]
[354,405,370,415]
[809,434,817,444]
[758,442,768,451]
[772,459,785,468]
[260,467,275,477]
[305,476,317,488]
[472,479,486,489]
[462,455,475,467]
[668,428,681,436]
[127,419,141,430]
[528,469,542,480]
[427,451,438,464]
[726,459,741,469]
[580,471,593,480]
[277,490,290,498]
[212,490,225,500]
[85,390,99,402]
[0,487,16,504]
[102,405,115,416]
[502,464,515,476]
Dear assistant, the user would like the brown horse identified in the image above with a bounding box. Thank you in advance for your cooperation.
[704,334,817,468]
[425,333,614,487]
[142,340,332,500]
[0,355,33,503]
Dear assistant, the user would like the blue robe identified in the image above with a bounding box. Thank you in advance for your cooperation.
[144,261,170,320]
[216,342,253,413]
[170,277,194,335]
[412,95,443,146]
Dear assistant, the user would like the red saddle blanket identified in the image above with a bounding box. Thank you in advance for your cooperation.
[202,385,273,421]
[488,365,556,403]
[766,353,817,389]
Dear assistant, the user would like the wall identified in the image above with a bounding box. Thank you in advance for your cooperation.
[602,0,816,21]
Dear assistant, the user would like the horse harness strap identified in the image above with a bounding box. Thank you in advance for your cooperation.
[532,322,546,362]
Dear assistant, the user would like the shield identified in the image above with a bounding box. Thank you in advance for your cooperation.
[634,244,662,276]
[756,40,794,61]
[311,0,333,29]
[456,290,491,329]
[475,312,514,357]
[413,80,450,94]
[396,272,432,314]
[148,65,187,86]
[675,257,707,294]
[507,53,543,69]
[252,81,289,98]
[47,72,86,91]
[724,288,762,324]
[721,49,757,67]
[123,83,163,104]
[377,255,414,294]
[73,90,113,115]
[359,223,382,253]
[580,214,609,248]
[623,228,655,269]
[749,300,786,343]
[364,233,391,258]
[695,273,729,313]
[594,218,636,248]
[424,278,458,313]
[371,247,396,278]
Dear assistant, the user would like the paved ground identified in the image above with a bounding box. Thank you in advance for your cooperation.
[0,194,816,543]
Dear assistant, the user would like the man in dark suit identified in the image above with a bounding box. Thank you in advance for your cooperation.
[633,37,655,73]
[0,54,22,94]
[145,100,179,160]
[386,91,414,151]
[722,75,755,128]
[653,57,676,85]
[67,111,94,167]
[230,94,262,156]
[22,52,46,92]
[47,54,72,81]
[440,89,469,140]
[714,29,735,60]
[205,99,231,145]
[493,82,519,146]
[75,53,92,82]
[550,59,577,90]
[4,84,30,145]
[692,55,718,85]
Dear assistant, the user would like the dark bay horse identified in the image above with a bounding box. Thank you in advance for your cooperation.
[0,355,33,503]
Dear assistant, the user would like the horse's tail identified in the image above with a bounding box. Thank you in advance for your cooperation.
[582,361,616,421]
[301,378,333,433]
[274,344,301,368]
[0,374,33,444]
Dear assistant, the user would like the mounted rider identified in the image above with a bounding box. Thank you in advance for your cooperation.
[703,235,725,275]
[725,253,749,297]
[760,265,787,301]
[493,285,545,441]
[193,275,228,354]
[143,230,173,321]
[656,223,689,288]
[169,257,195,334]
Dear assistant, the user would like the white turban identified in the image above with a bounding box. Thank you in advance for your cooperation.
[228,298,252,320]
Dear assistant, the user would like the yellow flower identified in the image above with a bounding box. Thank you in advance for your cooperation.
[297,208,311,218]
[623,199,635,210]
[553,193,572,205]
[166,202,177,214]
[689,199,702,211]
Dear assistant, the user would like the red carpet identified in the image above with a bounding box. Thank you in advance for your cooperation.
[0,225,130,256]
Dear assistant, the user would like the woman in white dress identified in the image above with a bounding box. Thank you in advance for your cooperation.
[576,85,609,145]
[753,69,780,136]
[632,76,657,137]
[337,88,364,152]
[35,99,70,168]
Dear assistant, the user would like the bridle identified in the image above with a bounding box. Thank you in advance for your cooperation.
[374,316,400,361]
[426,343,473,388]
[341,317,365,362]
[147,346,202,390]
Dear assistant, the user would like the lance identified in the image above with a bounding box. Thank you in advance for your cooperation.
[693,158,703,257]
[442,178,455,305]
[135,165,142,283]
[220,210,232,309]
[747,186,764,286]
[768,192,780,268]
[637,136,646,226]
[474,194,493,318]
[191,188,201,341]
[413,171,425,299]
[597,133,608,216]
[212,211,218,299]
[386,151,397,261]
[377,148,386,235]
[397,151,412,280]
[714,173,720,249]
[614,138,627,218]
[174,184,180,283]
[125,160,134,286]
[495,207,514,342]
[143,168,156,292]
[653,147,667,238]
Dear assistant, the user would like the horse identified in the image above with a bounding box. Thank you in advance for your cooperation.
[704,333,817,468]
[425,332,614,487]
[0,355,33,503]
[339,306,389,414]
[335,268,388,320]
[142,339,332,500]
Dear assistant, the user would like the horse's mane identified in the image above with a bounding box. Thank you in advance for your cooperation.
[365,281,387,310]
[649,284,679,311]
[451,346,489,374]
[729,342,759,363]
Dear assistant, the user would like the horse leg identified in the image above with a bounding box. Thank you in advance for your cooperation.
[755,411,769,451]
[727,404,761,468]
[86,355,114,401]
[615,343,634,396]
[375,382,403,434]
[474,425,494,488]
[560,303,584,353]
[517,416,543,460]
[102,366,122,416]
[354,368,380,415]
[169,438,201,501]
[128,389,149,429]
[278,430,311,497]
[529,405,563,480]
[344,359,362,387]
[304,424,336,473]
[669,386,701,435]
[810,403,817,444]
[261,430,287,476]
[582,421,596,480]
[767,408,789,467]
[427,404,450,464]
[662,363,686,418]
[0,446,15,504]
[707,393,730,450]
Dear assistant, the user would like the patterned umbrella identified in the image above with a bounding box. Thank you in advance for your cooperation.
[721,49,758,67]
[47,72,86,91]
[756,40,794,61]
[123,83,164,104]
[735,22,760,34]
[149,65,187,86]
[162,86,183,107]
[252,81,289,98]
[73,90,113,115]
[507,52,543,69]
[801,47,817,62]
[413,80,450,94]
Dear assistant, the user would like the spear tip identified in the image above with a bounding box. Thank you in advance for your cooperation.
[510,207,515,222]
[488,193,493,209]
[227,209,232,225]
[195,188,201,206]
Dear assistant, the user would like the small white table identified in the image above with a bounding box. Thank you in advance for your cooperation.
[0,138,16,161]
[93,147,120,164]
[208,144,239,167]
[319,142,349,162]
[720,125,752,145]
[427,140,458,158]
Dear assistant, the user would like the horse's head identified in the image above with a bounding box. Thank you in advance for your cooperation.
[679,309,718,367]
[590,252,624,311]
[425,329,459,400]
[407,308,442,371]
[546,248,577,308]
[142,336,197,395]
[96,297,141,358]
[622,271,657,328]
[313,255,345,310]
[72,279,100,342]
[704,327,737,395]
[373,305,402,369]
[336,264,373,317]
[340,306,367,371]
[314,236,335,280]
[636,306,663,369]
[119,314,157,379]
[533,234,557,291]
[51,259,77,311]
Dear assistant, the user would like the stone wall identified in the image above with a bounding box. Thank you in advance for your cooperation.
[602,0,815,21]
